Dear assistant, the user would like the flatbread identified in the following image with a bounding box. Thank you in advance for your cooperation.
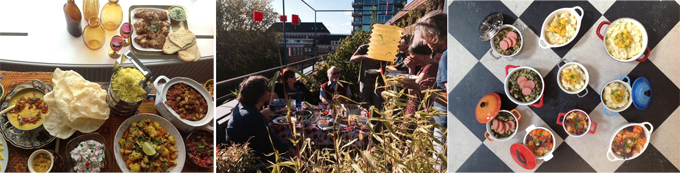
[162,38,182,54]
[169,30,196,48]
[193,44,201,62]
[43,68,110,139]
[178,43,198,62]
[43,89,76,139]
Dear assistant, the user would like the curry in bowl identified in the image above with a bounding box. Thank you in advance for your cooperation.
[7,89,48,130]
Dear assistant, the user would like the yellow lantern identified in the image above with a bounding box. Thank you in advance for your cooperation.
[367,24,404,62]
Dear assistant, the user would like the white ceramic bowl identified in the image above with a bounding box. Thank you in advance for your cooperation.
[557,109,597,137]
[556,61,589,97]
[504,66,545,106]
[597,18,649,62]
[28,149,54,173]
[484,109,522,142]
[607,122,653,161]
[153,75,215,133]
[113,113,186,172]
[601,76,633,117]
[523,125,556,161]
[538,6,584,49]
[489,24,524,58]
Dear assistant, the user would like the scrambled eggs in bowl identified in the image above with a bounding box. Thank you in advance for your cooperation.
[605,20,644,61]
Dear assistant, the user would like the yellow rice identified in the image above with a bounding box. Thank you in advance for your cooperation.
[112,67,147,102]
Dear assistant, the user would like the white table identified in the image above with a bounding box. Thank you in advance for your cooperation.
[0,0,214,67]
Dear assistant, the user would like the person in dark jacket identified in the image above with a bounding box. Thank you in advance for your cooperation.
[273,68,313,103]
[225,76,293,163]
[320,66,351,104]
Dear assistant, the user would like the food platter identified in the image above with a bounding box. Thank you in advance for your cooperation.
[153,76,214,133]
[113,113,186,172]
[0,80,56,149]
[130,8,172,52]
[128,5,190,57]
[538,6,584,49]
[607,122,653,161]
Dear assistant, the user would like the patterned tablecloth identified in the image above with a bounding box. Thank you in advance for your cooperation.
[0,71,213,172]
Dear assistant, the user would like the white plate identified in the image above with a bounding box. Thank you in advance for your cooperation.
[273,116,297,125]
[0,135,7,173]
[113,113,185,172]
[131,8,172,52]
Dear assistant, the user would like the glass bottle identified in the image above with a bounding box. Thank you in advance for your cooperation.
[101,0,123,30]
[64,0,82,37]
[83,17,105,50]
[82,0,99,23]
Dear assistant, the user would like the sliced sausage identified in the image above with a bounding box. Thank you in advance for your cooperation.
[492,119,499,131]
[519,80,527,88]
[522,87,532,95]
[507,31,518,40]
[510,37,517,47]
[500,40,509,50]
[517,76,527,86]
[508,120,515,131]
[525,80,535,89]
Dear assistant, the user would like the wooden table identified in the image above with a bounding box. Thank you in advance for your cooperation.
[0,71,213,172]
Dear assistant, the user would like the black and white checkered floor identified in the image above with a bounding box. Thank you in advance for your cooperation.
[446,0,680,172]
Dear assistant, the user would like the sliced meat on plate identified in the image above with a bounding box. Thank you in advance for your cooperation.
[508,120,515,130]
[500,40,509,50]
[517,76,527,85]
[522,87,532,95]
[492,119,499,131]
[510,37,517,47]
[525,80,535,89]
[507,31,518,40]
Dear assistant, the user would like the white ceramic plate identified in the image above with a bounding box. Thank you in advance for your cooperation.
[113,113,185,172]
[131,8,172,52]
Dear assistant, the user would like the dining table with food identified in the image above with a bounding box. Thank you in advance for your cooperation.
[450,1,679,172]
[0,0,215,172]
[0,67,214,172]
[267,101,371,148]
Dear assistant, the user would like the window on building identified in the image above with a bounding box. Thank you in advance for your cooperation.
[362,25,371,31]
[379,5,386,11]
[354,26,360,30]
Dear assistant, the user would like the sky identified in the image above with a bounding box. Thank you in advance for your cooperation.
[271,0,413,35]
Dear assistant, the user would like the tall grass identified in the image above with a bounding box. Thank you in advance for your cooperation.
[217,67,447,173]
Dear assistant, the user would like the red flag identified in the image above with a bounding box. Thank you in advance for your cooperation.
[292,14,300,25]
[253,11,263,21]
[280,15,287,22]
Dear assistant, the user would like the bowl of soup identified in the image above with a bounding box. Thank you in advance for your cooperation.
[6,88,48,131]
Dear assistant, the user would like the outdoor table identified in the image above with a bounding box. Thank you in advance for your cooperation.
[0,70,213,172]
[448,1,680,172]
[268,108,370,147]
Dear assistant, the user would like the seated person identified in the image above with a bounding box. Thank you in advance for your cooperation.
[225,76,293,162]
[273,68,313,103]
[320,66,351,104]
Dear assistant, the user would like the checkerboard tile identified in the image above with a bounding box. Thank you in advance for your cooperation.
[448,0,680,172]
